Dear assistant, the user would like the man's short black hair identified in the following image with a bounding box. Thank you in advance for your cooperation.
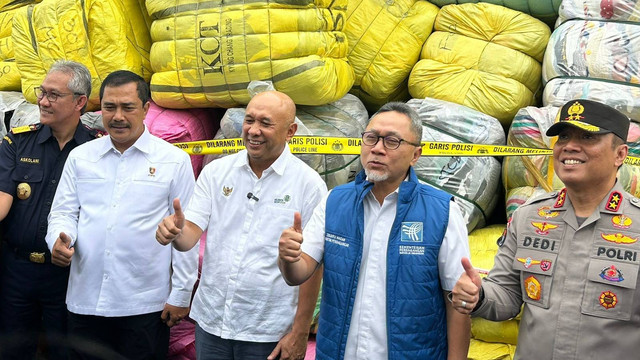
[99,70,150,105]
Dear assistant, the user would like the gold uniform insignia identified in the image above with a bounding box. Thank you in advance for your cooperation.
[525,276,541,300]
[17,183,31,200]
[537,206,559,219]
[612,214,632,229]
[222,186,233,197]
[601,232,638,244]
[531,221,558,235]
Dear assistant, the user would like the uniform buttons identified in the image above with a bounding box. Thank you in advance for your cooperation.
[46,201,51,206]
[632,198,638,204]
[23,175,28,180]
[51,180,56,184]
[104,274,109,280]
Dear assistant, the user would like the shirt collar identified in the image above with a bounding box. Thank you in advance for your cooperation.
[99,126,151,156]
[233,144,291,176]
[37,121,90,145]
[36,124,53,144]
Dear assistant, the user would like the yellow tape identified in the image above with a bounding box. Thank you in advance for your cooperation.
[173,136,640,166]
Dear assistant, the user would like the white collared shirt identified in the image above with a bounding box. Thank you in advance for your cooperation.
[46,129,198,316]
[302,183,470,360]
[185,146,327,342]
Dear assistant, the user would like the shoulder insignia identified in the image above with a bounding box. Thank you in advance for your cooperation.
[554,188,567,208]
[10,123,41,134]
[605,191,622,212]
[3,135,12,145]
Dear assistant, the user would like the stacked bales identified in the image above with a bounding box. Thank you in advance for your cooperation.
[345,0,439,112]
[216,93,368,189]
[428,0,561,27]
[503,106,640,218]
[144,102,221,178]
[542,16,640,120]
[11,0,152,111]
[557,0,640,24]
[409,3,550,127]
[407,97,503,232]
[146,0,354,109]
[466,225,519,360]
[0,7,28,91]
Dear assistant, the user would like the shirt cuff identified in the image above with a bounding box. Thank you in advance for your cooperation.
[167,289,193,308]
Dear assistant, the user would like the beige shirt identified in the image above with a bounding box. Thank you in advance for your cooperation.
[475,182,640,359]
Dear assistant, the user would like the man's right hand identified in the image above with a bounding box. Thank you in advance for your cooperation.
[156,198,185,245]
[51,232,74,267]
[451,257,483,314]
[279,212,304,263]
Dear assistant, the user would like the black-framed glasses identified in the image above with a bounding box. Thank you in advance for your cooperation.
[361,131,421,150]
[34,87,82,103]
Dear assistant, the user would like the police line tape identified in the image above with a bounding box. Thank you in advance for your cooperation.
[173,136,640,166]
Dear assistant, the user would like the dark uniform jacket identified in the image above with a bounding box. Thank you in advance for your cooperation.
[0,122,99,262]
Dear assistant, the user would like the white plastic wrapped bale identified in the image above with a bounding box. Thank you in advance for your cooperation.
[503,105,640,217]
[407,98,504,232]
[345,0,439,112]
[216,94,368,189]
[409,3,550,127]
[146,0,354,109]
[543,78,640,121]
[557,0,640,24]
[542,19,640,86]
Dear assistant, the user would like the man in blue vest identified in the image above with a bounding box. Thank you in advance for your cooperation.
[278,102,471,360]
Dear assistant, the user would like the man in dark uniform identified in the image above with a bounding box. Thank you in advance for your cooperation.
[0,60,99,359]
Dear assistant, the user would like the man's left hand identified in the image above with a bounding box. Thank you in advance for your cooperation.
[267,329,309,360]
[161,303,190,328]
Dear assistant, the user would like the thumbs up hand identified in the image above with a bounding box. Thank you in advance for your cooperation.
[51,232,75,267]
[156,198,185,245]
[279,212,304,263]
[451,257,483,314]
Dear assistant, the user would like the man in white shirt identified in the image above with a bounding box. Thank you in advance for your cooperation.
[278,102,471,360]
[156,90,327,360]
[46,70,198,359]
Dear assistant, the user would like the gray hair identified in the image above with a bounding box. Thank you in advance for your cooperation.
[48,60,92,112]
[372,102,422,143]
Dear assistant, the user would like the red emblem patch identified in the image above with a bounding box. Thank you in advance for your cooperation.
[605,191,622,212]
[599,290,617,309]
[554,189,567,208]
[540,260,552,271]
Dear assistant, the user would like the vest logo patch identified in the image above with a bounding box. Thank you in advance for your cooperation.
[401,222,423,242]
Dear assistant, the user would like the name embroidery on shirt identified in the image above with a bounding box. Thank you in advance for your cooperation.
[19,157,40,164]
[274,195,291,204]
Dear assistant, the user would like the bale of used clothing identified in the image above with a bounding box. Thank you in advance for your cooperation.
[503,105,640,217]
[467,338,516,360]
[11,0,152,111]
[0,6,30,91]
[428,0,561,27]
[542,19,640,86]
[543,77,640,121]
[146,0,354,109]
[409,3,550,126]
[144,102,221,178]
[407,97,504,232]
[216,93,368,189]
[345,0,439,112]
[557,0,640,24]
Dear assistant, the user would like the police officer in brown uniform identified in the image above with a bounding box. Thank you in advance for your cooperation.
[452,99,640,359]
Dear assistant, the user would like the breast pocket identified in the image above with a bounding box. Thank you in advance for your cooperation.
[11,165,43,205]
[513,248,558,309]
[581,258,638,321]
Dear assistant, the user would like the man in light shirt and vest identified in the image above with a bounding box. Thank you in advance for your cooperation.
[278,102,471,360]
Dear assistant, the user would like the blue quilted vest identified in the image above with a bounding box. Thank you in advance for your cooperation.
[316,168,451,360]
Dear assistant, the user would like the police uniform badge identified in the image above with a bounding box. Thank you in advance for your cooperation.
[599,290,617,309]
[17,183,31,200]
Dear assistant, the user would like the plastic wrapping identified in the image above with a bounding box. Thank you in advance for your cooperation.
[147,0,353,109]
[345,0,438,112]
[409,3,550,126]
[407,97,504,232]
[557,0,640,24]
[428,0,561,27]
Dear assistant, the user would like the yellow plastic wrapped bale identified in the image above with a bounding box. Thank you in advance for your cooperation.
[0,0,41,12]
[408,3,550,126]
[467,338,516,360]
[12,0,152,111]
[0,6,32,91]
[0,61,20,90]
[147,0,354,109]
[345,0,438,112]
[468,225,521,347]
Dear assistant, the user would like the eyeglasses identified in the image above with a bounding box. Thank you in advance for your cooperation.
[34,87,82,103]
[361,131,422,150]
